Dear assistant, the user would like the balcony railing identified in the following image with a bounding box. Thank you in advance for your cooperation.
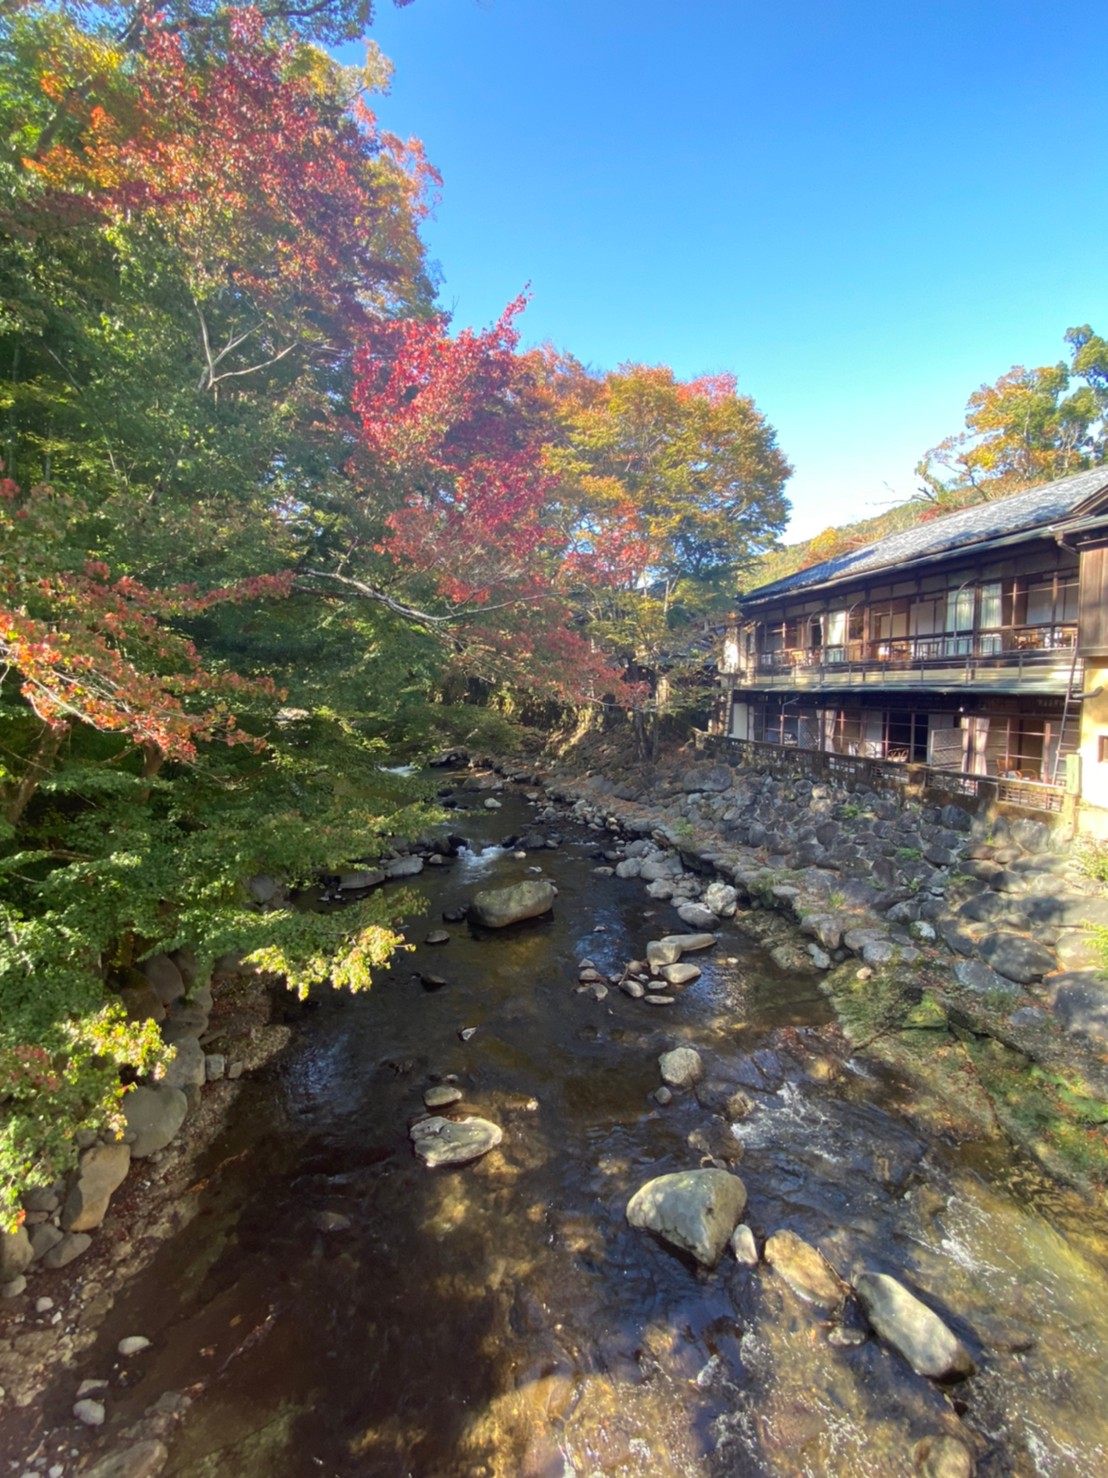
[723,624,1080,686]
[754,624,1076,671]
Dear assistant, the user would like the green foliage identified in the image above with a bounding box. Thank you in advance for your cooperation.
[1074,838,1108,885]
[0,1003,168,1231]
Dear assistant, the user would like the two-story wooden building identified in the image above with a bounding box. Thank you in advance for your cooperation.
[719,467,1108,830]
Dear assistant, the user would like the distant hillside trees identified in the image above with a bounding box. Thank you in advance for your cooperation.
[917,325,1108,505]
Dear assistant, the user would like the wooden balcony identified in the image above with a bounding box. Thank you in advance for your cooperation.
[728,625,1081,694]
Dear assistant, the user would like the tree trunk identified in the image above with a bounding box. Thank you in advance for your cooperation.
[3,722,68,828]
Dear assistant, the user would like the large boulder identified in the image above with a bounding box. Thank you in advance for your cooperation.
[122,1084,188,1158]
[138,953,185,1008]
[978,932,1056,984]
[410,1115,502,1167]
[61,1143,131,1232]
[162,1036,206,1093]
[626,1168,747,1267]
[676,902,719,931]
[703,882,739,917]
[854,1270,975,1379]
[469,879,557,929]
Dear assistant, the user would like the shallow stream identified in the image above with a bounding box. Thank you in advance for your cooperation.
[49,783,1108,1475]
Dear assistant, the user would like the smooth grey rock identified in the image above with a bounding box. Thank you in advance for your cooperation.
[160,1000,209,1041]
[385,855,424,879]
[1047,972,1108,1042]
[338,869,385,890]
[123,1083,188,1158]
[163,1035,206,1093]
[660,932,717,954]
[83,1441,170,1478]
[731,1224,759,1266]
[978,932,1055,984]
[424,929,450,945]
[482,796,502,810]
[246,874,279,903]
[764,1229,843,1308]
[204,1053,226,1081]
[410,1115,503,1167]
[43,1231,92,1268]
[676,902,719,931]
[118,981,165,1025]
[61,1142,131,1232]
[615,858,642,879]
[854,1270,975,1379]
[138,953,185,1007]
[659,1047,704,1089]
[469,879,556,928]
[118,1335,151,1357]
[74,1398,107,1426]
[660,961,701,990]
[626,1168,747,1267]
[423,1084,464,1109]
[646,939,683,968]
[0,1226,33,1280]
[640,856,682,882]
[951,959,1013,995]
[0,1273,26,1297]
[703,881,739,917]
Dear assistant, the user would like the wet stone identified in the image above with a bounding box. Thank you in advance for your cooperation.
[627,1168,748,1268]
[659,1047,703,1088]
[763,1229,843,1309]
[854,1270,975,1380]
[410,1115,502,1167]
[913,1435,976,1478]
[731,1223,758,1265]
[423,1084,464,1109]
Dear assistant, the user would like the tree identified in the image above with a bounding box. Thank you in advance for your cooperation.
[0,2,444,1227]
[917,326,1108,504]
[537,358,791,751]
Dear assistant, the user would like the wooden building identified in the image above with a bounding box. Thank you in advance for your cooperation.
[719,468,1108,830]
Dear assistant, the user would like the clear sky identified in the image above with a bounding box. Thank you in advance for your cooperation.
[345,0,1108,543]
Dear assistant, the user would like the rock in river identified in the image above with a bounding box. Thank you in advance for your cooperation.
[626,1168,748,1267]
[410,1115,503,1167]
[764,1229,843,1309]
[854,1270,975,1380]
[659,1046,704,1088]
[469,878,557,928]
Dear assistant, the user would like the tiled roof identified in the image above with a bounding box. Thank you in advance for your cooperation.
[742,466,1108,605]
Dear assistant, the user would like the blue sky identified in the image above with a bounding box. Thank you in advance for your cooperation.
[348,0,1108,542]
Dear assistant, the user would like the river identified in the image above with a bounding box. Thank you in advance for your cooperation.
[45,779,1108,1475]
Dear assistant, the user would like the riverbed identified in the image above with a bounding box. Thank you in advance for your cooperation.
[36,780,1108,1475]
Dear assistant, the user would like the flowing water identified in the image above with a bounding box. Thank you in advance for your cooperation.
[47,783,1108,1475]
